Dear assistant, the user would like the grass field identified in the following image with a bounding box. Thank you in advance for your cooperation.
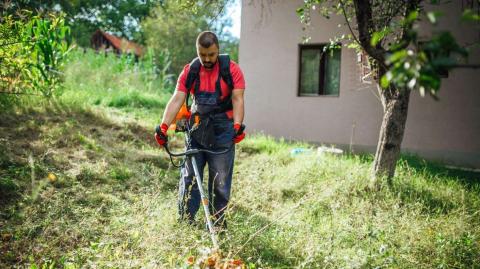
[1,50,479,268]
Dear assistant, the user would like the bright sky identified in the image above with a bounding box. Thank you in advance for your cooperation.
[225,0,241,38]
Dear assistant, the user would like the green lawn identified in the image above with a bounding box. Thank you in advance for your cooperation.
[1,51,479,268]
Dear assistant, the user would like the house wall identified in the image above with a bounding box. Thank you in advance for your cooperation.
[239,0,480,167]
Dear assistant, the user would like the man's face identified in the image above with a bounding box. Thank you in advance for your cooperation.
[197,44,219,69]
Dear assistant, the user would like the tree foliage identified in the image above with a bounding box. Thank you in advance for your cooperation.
[297,0,480,180]
[0,11,72,107]
[1,0,159,47]
[297,0,479,99]
[142,0,234,74]
[2,0,239,78]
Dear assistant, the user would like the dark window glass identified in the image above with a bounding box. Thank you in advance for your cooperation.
[299,44,341,96]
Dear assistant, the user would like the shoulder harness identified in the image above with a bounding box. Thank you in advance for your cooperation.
[184,54,234,113]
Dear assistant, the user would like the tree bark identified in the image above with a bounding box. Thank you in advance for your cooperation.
[372,67,411,182]
[353,0,386,64]
[351,0,420,183]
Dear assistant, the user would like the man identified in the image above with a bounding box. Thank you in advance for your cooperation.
[155,31,246,229]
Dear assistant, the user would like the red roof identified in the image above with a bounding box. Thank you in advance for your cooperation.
[92,30,143,57]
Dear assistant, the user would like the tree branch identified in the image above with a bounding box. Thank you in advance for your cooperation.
[353,0,386,64]
[398,0,421,50]
[384,2,407,28]
[207,0,228,29]
[338,0,361,47]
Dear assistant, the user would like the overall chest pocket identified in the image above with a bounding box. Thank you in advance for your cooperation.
[189,90,233,148]
[189,114,216,149]
[191,91,218,115]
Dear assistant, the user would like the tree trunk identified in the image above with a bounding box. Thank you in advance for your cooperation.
[350,0,418,184]
[373,68,411,183]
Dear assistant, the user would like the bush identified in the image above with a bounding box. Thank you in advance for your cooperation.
[0,12,72,107]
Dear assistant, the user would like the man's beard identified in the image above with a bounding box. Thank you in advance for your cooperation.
[203,61,215,69]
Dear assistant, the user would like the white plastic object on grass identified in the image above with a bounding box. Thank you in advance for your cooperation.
[317,146,343,155]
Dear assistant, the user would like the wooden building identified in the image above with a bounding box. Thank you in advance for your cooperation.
[90,29,143,58]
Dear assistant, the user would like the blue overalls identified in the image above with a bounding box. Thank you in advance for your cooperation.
[178,71,236,227]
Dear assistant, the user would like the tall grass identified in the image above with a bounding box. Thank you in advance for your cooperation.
[1,51,479,268]
[60,49,173,125]
[229,141,480,268]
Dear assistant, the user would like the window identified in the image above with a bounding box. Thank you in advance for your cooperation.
[298,44,341,96]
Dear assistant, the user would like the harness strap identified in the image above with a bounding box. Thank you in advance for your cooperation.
[184,54,234,113]
[218,54,234,91]
[215,55,234,112]
[185,58,202,110]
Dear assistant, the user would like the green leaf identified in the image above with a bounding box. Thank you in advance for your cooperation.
[380,74,390,88]
[406,10,419,23]
[387,50,408,64]
[462,9,480,22]
[371,32,383,46]
[371,27,393,47]
[419,73,441,91]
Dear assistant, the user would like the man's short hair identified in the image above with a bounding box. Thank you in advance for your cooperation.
[196,31,219,49]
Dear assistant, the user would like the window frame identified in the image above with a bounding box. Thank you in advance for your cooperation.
[297,43,342,97]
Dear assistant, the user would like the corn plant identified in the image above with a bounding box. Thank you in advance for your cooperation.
[0,11,72,105]
[24,13,73,98]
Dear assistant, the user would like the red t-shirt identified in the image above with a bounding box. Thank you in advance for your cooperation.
[176,60,245,118]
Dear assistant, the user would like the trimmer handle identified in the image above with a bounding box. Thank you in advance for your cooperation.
[236,123,246,135]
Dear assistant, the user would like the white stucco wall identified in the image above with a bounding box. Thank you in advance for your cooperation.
[239,0,480,167]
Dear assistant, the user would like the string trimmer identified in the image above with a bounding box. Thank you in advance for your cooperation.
[163,139,230,250]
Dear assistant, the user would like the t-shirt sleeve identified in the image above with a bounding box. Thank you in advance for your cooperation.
[230,61,245,90]
[176,64,191,93]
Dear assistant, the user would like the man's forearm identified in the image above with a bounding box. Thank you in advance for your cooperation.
[232,90,244,125]
[161,91,186,126]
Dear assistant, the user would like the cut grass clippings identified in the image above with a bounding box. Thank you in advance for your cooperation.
[1,105,478,268]
[1,50,479,268]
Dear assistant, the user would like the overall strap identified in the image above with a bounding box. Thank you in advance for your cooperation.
[213,55,234,113]
[215,54,233,101]
[185,55,234,113]
[185,58,201,110]
[217,54,234,95]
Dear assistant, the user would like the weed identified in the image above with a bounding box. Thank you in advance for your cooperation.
[109,166,132,181]
[2,51,479,268]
